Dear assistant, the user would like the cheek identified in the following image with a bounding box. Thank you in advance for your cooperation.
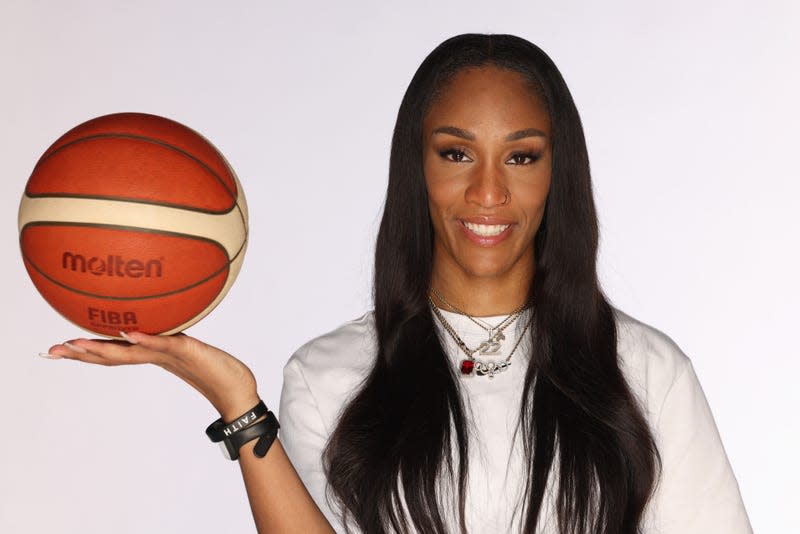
[426,190,451,233]
[425,176,460,221]
[516,177,551,227]
[425,184,461,248]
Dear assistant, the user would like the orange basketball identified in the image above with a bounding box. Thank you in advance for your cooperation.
[18,112,248,337]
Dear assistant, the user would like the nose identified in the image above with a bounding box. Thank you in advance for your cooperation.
[464,162,509,208]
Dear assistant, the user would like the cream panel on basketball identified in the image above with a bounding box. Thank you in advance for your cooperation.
[164,179,248,335]
[18,196,246,259]
[164,235,248,335]
[18,180,248,338]
[229,166,249,226]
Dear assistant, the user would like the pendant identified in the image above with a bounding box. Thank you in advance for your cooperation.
[476,330,505,355]
[475,359,511,378]
[460,358,511,378]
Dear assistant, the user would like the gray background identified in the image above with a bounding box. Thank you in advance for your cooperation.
[1,1,796,532]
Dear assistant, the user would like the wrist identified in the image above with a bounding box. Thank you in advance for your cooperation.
[218,391,261,422]
[206,398,280,461]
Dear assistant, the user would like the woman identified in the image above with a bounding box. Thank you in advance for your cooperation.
[46,34,751,533]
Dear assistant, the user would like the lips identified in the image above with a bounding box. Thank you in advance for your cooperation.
[458,218,514,246]
[462,221,509,236]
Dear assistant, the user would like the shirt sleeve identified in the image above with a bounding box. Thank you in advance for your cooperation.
[279,351,347,533]
[646,360,752,533]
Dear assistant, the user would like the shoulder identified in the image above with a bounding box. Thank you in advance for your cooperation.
[612,307,693,419]
[288,310,377,379]
[613,309,752,531]
[281,311,377,433]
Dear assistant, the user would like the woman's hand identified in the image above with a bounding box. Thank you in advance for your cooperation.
[44,334,335,533]
[46,332,259,420]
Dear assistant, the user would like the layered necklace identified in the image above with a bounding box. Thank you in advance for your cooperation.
[429,288,533,378]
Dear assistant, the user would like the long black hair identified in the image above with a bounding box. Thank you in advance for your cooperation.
[323,33,660,534]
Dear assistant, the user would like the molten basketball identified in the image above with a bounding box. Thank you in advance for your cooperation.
[18,112,248,337]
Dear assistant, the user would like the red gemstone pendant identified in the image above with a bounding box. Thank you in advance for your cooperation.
[460,359,475,375]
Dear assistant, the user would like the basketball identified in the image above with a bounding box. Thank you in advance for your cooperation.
[18,112,248,338]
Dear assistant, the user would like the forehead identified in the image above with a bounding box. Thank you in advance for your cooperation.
[424,66,549,134]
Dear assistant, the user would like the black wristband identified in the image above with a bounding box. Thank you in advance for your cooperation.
[220,411,280,461]
[206,400,268,443]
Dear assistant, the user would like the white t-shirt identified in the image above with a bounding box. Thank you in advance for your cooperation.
[278,308,752,533]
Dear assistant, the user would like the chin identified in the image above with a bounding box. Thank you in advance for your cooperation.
[458,258,516,279]
[455,245,535,281]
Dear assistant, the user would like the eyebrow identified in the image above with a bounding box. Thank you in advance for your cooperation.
[431,126,547,141]
[505,128,548,141]
[431,126,475,140]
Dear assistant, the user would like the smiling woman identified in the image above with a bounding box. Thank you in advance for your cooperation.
[423,66,552,310]
[46,33,752,534]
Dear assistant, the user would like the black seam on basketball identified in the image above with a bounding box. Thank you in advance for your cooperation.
[29,132,238,207]
[236,201,249,246]
[20,222,246,301]
[23,191,237,215]
[24,251,231,302]
[21,220,239,248]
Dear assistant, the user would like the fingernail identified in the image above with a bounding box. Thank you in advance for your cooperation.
[119,331,138,344]
[64,342,87,354]
[38,352,62,359]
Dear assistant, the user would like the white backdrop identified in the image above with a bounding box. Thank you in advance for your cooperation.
[1,1,797,532]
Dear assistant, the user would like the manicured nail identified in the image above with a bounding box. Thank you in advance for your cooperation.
[119,331,138,344]
[38,352,62,359]
[63,342,87,354]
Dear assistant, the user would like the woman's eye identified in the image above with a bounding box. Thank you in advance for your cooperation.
[439,149,471,163]
[507,152,540,165]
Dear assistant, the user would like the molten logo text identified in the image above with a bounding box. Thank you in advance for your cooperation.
[62,252,163,278]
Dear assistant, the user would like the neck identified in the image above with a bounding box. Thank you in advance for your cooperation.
[430,267,532,317]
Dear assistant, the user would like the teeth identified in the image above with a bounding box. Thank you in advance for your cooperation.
[463,222,510,237]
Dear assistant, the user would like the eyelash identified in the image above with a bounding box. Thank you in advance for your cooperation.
[438,149,541,165]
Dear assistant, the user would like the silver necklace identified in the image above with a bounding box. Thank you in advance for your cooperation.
[430,287,525,356]
[429,297,533,378]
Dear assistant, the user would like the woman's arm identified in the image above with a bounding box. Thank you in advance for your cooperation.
[647,359,752,533]
[48,332,335,534]
[225,400,336,533]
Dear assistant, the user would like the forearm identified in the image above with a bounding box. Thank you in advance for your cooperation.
[48,334,332,532]
[218,395,334,534]
[237,438,335,534]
